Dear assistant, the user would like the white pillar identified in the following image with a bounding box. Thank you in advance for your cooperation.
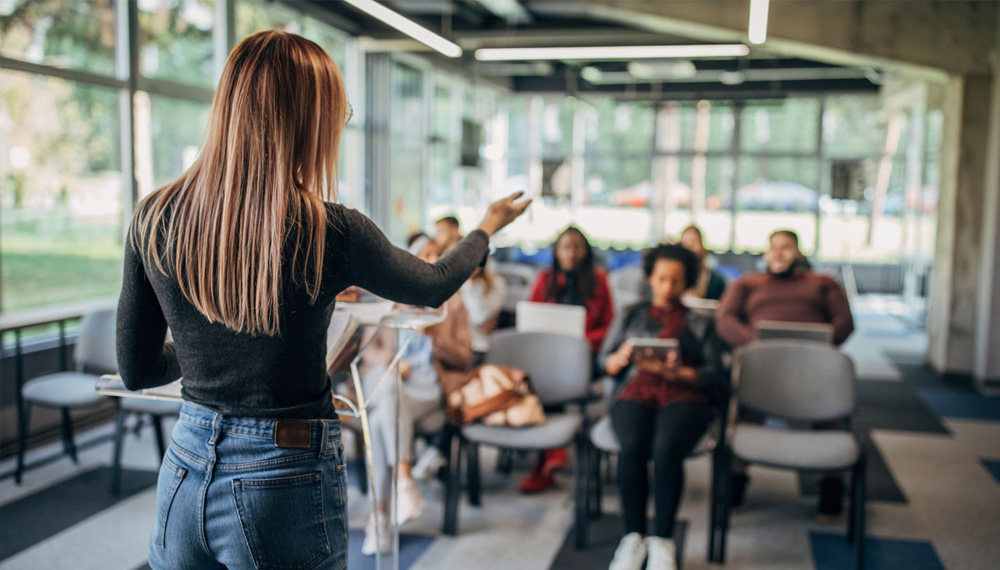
[973,16,1000,388]
[926,75,996,380]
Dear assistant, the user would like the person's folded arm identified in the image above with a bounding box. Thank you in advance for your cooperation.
[345,209,488,308]
[825,278,855,345]
[116,234,181,390]
[714,281,755,348]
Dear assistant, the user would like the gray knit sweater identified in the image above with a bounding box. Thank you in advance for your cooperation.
[116,203,488,419]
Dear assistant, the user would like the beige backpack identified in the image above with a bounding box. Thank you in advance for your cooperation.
[447,364,546,427]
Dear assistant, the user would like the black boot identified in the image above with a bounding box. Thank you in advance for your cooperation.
[817,476,845,520]
[730,473,750,509]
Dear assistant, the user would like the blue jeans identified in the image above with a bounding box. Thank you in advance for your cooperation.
[148,402,348,570]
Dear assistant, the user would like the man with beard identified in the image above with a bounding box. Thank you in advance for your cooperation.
[716,230,853,347]
[715,229,854,520]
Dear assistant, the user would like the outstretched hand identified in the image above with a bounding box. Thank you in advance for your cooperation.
[477,191,532,237]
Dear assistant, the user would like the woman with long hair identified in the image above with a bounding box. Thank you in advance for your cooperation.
[520,226,614,493]
[528,226,614,351]
[678,225,726,300]
[117,31,528,570]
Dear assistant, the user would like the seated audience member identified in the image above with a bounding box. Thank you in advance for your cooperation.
[715,229,854,346]
[528,226,615,352]
[715,229,855,518]
[521,226,615,493]
[679,225,727,300]
[359,234,473,555]
[601,244,727,570]
[461,261,507,365]
[435,215,463,253]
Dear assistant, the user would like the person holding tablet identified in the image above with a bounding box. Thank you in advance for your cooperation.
[116,31,530,570]
[600,244,727,570]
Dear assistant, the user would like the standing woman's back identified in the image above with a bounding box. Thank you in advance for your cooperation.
[117,31,528,570]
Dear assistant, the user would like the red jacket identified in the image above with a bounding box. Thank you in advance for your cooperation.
[529,268,615,352]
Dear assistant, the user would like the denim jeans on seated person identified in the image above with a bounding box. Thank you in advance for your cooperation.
[147,402,348,570]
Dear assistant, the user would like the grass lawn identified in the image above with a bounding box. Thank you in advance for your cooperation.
[2,219,124,312]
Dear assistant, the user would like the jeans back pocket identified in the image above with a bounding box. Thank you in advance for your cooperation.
[153,455,187,548]
[233,471,331,570]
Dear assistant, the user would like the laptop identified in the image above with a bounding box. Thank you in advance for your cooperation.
[755,320,834,343]
[515,301,587,339]
[681,295,721,316]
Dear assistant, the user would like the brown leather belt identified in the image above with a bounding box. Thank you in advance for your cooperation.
[274,419,313,449]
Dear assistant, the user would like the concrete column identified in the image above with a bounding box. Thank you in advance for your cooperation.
[973,18,1000,389]
[926,74,999,383]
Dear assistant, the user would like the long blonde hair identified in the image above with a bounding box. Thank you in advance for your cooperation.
[131,31,348,336]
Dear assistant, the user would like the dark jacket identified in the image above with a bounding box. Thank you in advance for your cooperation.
[598,301,730,405]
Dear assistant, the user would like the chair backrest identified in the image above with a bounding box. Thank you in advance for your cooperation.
[736,340,855,422]
[502,284,531,314]
[485,330,591,406]
[494,262,539,287]
[76,307,119,374]
[609,265,645,297]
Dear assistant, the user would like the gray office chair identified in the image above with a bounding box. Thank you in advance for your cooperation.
[445,330,593,549]
[109,397,182,494]
[495,262,538,315]
[714,340,867,569]
[586,409,728,558]
[609,265,646,301]
[16,308,115,484]
[493,262,539,288]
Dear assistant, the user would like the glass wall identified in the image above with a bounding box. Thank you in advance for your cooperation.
[464,93,934,261]
[417,69,506,242]
[0,0,360,313]
[0,70,124,311]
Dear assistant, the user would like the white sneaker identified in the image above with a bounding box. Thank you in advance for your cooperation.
[609,532,647,570]
[362,512,391,556]
[412,447,446,481]
[395,477,426,524]
[644,537,677,570]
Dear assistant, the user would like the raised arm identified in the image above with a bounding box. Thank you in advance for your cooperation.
[116,233,182,390]
[345,193,530,308]
[346,211,488,308]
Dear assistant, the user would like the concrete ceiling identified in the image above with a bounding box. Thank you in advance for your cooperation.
[303,0,998,97]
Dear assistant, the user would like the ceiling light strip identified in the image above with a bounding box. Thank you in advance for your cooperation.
[474,44,750,61]
[343,0,463,57]
[748,0,770,44]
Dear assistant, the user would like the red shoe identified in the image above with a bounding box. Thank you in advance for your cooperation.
[544,448,569,472]
[518,469,555,493]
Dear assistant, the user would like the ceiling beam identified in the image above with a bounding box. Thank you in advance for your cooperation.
[542,1,998,81]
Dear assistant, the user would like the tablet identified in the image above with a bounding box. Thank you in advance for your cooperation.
[628,337,680,364]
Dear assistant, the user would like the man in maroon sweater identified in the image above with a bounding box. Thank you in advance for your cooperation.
[717,230,854,347]
[716,230,855,519]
